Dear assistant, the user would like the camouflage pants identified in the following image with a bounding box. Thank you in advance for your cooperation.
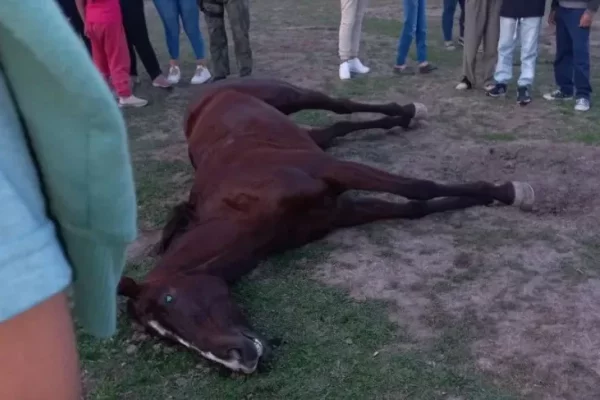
[200,0,252,78]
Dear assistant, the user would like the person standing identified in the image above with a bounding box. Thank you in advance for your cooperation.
[153,0,212,85]
[120,0,171,88]
[442,0,465,49]
[394,0,437,75]
[486,0,546,105]
[75,0,148,107]
[199,0,253,81]
[338,0,370,80]
[455,0,502,91]
[543,0,597,112]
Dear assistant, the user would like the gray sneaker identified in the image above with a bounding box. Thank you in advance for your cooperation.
[543,89,573,101]
[574,98,590,111]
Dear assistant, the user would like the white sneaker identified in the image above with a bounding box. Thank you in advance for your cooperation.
[339,61,351,80]
[444,41,456,50]
[348,58,370,74]
[119,95,148,108]
[574,98,590,111]
[167,65,181,84]
[190,65,211,84]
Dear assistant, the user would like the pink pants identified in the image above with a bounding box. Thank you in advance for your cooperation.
[87,21,131,97]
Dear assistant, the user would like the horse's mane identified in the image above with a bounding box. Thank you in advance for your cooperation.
[151,202,195,256]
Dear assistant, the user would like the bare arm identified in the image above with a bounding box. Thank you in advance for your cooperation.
[0,292,82,400]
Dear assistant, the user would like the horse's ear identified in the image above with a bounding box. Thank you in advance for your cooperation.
[118,276,141,299]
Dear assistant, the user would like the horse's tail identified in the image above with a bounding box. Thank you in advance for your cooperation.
[151,202,195,256]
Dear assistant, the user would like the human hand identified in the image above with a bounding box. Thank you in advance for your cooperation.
[580,10,594,27]
[548,10,556,25]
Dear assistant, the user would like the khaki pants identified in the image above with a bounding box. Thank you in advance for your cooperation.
[462,0,502,87]
[339,0,369,61]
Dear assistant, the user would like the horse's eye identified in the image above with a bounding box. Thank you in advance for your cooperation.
[164,294,174,304]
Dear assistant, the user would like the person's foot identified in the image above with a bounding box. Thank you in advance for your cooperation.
[458,36,464,47]
[119,94,148,108]
[393,65,414,75]
[348,58,370,74]
[444,41,456,50]
[517,86,532,105]
[543,89,573,101]
[339,61,351,80]
[191,65,212,84]
[455,76,472,90]
[484,82,496,92]
[152,75,172,88]
[487,83,507,97]
[574,97,591,112]
[418,63,437,74]
[167,65,181,84]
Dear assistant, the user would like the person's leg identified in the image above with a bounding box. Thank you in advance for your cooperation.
[339,0,358,79]
[415,0,436,72]
[481,0,502,89]
[488,16,516,96]
[87,23,111,87]
[204,2,229,79]
[347,0,370,73]
[517,17,542,88]
[56,0,92,54]
[569,9,592,109]
[458,0,465,42]
[122,0,169,86]
[152,0,182,83]
[545,6,574,100]
[225,0,253,78]
[394,0,418,72]
[442,0,457,43]
[179,0,212,84]
[458,0,486,88]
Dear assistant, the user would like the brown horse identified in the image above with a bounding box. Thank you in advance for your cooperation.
[118,78,534,374]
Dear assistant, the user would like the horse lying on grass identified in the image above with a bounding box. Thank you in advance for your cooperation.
[118,78,535,374]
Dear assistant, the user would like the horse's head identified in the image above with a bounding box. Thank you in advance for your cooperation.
[118,273,267,374]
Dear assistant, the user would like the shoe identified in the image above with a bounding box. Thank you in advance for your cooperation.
[543,89,573,101]
[444,41,456,50]
[487,83,507,97]
[119,95,148,108]
[191,65,211,84]
[348,58,370,74]
[152,75,172,88]
[517,86,532,105]
[455,76,472,90]
[339,61,351,80]
[392,65,415,75]
[484,83,496,92]
[419,63,437,74]
[167,65,181,84]
[574,98,590,111]
[458,36,464,47]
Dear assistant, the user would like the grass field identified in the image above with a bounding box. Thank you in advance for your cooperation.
[78,1,600,399]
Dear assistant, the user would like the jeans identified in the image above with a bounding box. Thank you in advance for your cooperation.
[494,17,542,87]
[442,0,464,41]
[554,6,591,100]
[152,0,206,60]
[396,0,427,65]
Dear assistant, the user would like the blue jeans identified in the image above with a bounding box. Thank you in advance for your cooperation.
[494,17,542,87]
[396,0,427,65]
[152,0,206,60]
[555,6,591,99]
[442,0,464,41]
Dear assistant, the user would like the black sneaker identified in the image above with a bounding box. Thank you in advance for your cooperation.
[487,83,507,97]
[517,86,532,105]
[543,89,573,101]
[458,36,464,47]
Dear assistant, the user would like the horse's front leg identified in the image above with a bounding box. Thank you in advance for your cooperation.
[316,160,535,211]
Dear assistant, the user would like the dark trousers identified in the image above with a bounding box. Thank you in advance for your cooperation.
[55,0,91,54]
[120,0,163,80]
[201,0,253,78]
[442,0,465,41]
[554,6,591,100]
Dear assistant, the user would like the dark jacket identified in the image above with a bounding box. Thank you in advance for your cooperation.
[501,0,546,18]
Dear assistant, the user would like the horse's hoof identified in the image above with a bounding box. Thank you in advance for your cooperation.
[511,181,535,211]
[413,102,428,120]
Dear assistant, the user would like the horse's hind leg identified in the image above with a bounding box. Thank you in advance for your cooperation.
[307,116,413,149]
[280,87,427,120]
[331,195,493,228]
[317,160,535,211]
